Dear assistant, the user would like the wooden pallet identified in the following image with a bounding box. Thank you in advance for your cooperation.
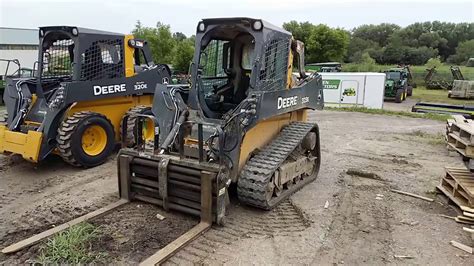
[447,115,471,134]
[447,117,474,144]
[446,116,474,172]
[447,133,474,158]
[438,167,474,209]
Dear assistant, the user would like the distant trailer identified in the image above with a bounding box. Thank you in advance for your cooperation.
[449,80,474,99]
[319,72,386,109]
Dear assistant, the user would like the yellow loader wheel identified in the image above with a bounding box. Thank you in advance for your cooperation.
[121,106,154,147]
[57,111,115,167]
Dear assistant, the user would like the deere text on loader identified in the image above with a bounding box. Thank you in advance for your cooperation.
[2,18,324,264]
[0,26,171,167]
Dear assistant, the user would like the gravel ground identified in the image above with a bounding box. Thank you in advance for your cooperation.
[1,110,473,264]
[383,98,418,112]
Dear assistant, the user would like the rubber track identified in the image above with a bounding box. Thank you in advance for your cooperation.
[237,122,317,209]
[57,111,108,166]
[120,105,150,147]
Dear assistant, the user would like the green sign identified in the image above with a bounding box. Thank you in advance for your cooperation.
[322,79,341,90]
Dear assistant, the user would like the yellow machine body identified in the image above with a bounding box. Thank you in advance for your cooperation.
[0,32,163,164]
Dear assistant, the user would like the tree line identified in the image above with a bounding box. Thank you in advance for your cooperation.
[132,21,195,73]
[284,21,474,65]
[132,20,474,72]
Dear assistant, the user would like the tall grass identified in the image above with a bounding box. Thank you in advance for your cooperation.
[37,223,106,264]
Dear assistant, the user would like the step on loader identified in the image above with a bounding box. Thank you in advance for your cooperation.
[2,18,324,264]
[0,26,171,167]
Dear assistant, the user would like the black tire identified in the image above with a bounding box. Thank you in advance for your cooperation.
[57,111,115,167]
[407,86,413,96]
[395,89,403,103]
[120,105,153,147]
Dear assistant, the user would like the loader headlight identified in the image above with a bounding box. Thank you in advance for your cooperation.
[197,22,206,32]
[72,27,78,36]
[252,20,263,31]
[39,29,44,37]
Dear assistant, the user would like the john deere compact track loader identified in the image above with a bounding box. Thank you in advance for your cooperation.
[118,17,324,225]
[0,26,171,167]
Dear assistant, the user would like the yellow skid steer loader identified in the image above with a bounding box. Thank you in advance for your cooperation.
[0,26,171,167]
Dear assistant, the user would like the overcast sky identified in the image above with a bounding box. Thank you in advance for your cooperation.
[1,0,473,36]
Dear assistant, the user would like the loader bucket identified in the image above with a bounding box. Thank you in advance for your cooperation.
[0,125,43,162]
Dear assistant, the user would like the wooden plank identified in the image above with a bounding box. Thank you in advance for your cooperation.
[446,168,474,200]
[139,222,211,266]
[447,142,471,158]
[446,167,472,173]
[457,215,474,222]
[463,227,474,234]
[448,133,473,150]
[457,123,474,136]
[437,185,471,209]
[451,115,467,123]
[1,199,128,254]
[390,189,434,202]
[464,211,474,218]
[450,240,473,254]
[439,214,456,220]
[455,217,474,225]
[461,205,474,213]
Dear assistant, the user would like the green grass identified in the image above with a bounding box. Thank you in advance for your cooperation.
[325,106,450,122]
[412,86,474,105]
[407,130,445,145]
[37,223,106,264]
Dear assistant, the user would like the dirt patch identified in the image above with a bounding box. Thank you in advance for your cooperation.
[91,203,198,264]
[1,110,474,265]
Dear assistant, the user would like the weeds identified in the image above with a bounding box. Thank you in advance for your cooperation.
[37,223,106,264]
[408,130,445,145]
[324,106,450,122]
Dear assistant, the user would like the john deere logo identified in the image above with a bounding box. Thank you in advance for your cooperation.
[322,79,340,90]
[343,88,356,96]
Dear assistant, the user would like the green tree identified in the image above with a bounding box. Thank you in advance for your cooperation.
[346,37,379,62]
[173,38,194,72]
[173,32,187,42]
[352,23,400,47]
[346,21,474,64]
[448,40,474,64]
[284,22,349,63]
[132,21,176,63]
[305,25,349,63]
[282,21,313,44]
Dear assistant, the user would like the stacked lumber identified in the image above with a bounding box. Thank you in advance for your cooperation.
[446,115,474,170]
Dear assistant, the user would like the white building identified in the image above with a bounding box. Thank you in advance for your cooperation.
[0,27,38,75]
[320,72,386,109]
